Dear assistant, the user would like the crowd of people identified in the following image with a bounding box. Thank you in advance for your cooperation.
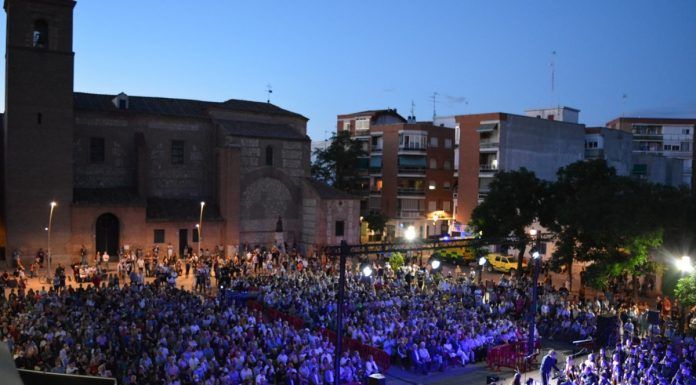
[0,243,694,385]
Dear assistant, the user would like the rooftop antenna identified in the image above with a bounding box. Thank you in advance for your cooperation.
[411,100,416,118]
[266,84,273,103]
[621,93,628,118]
[550,50,556,106]
[430,92,439,120]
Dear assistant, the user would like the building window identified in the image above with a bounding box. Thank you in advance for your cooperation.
[32,20,48,48]
[443,160,451,170]
[266,146,274,166]
[443,201,451,212]
[443,181,451,190]
[548,114,555,121]
[683,129,690,135]
[343,121,351,131]
[428,201,437,212]
[454,124,461,145]
[429,158,437,169]
[335,221,345,237]
[585,141,598,149]
[90,137,105,163]
[118,99,127,110]
[171,140,185,164]
[428,181,436,190]
[355,118,370,131]
[154,229,165,243]
[681,142,690,152]
[444,138,453,149]
[430,137,439,148]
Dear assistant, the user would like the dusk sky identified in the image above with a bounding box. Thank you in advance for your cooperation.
[3,0,695,140]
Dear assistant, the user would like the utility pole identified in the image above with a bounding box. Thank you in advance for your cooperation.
[333,240,348,385]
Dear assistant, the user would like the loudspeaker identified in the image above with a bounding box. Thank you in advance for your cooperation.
[367,374,386,385]
[596,316,619,347]
[647,310,660,325]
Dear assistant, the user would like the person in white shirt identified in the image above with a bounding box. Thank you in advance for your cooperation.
[365,355,379,376]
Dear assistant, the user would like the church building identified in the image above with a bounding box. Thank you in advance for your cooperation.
[1,0,360,265]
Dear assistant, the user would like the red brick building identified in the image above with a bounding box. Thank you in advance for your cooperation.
[0,0,360,266]
[337,110,455,240]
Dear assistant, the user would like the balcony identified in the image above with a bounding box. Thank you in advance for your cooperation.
[397,166,427,176]
[479,139,499,149]
[397,187,426,196]
[398,143,427,153]
[479,164,498,172]
[398,210,425,219]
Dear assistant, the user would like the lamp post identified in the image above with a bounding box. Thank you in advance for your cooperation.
[198,201,205,255]
[47,201,57,282]
[527,228,541,357]
[478,256,487,284]
[405,225,416,265]
[677,255,693,335]
[334,240,349,385]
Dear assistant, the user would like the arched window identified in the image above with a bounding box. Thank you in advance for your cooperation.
[265,146,274,166]
[33,20,48,48]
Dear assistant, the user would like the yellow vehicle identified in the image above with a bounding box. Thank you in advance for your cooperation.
[431,247,476,264]
[485,253,526,273]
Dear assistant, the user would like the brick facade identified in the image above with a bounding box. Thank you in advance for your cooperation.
[1,0,360,266]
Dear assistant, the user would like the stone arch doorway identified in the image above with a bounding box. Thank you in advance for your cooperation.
[95,213,119,257]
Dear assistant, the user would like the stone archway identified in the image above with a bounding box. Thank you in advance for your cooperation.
[95,213,119,257]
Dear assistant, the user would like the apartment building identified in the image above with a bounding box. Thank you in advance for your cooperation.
[452,107,586,226]
[606,117,696,187]
[337,110,455,240]
[584,126,633,176]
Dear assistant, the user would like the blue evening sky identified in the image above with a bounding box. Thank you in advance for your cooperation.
[3,0,695,140]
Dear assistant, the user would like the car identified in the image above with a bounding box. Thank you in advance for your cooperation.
[485,253,526,273]
[431,247,477,265]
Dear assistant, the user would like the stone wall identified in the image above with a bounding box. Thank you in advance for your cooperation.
[74,113,216,199]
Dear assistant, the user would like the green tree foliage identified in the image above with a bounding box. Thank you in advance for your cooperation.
[544,160,664,291]
[389,252,405,271]
[311,131,367,192]
[364,211,389,235]
[470,168,546,278]
[675,275,696,309]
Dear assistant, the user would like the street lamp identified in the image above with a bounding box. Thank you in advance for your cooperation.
[404,225,416,265]
[478,256,487,284]
[527,228,542,357]
[677,256,693,274]
[404,225,416,242]
[198,201,205,255]
[361,264,373,277]
[47,201,57,282]
[430,258,441,270]
[677,255,693,335]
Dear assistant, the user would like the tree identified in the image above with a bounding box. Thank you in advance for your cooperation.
[311,131,367,192]
[543,160,664,293]
[675,275,696,309]
[470,168,547,278]
[364,211,389,240]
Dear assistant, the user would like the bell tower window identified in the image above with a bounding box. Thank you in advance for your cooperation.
[265,146,274,166]
[33,20,49,48]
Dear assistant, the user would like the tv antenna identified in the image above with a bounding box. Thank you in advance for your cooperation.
[266,84,273,103]
[410,100,416,118]
[550,50,556,104]
[430,92,439,120]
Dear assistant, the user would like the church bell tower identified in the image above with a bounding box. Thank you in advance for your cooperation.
[3,0,75,262]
